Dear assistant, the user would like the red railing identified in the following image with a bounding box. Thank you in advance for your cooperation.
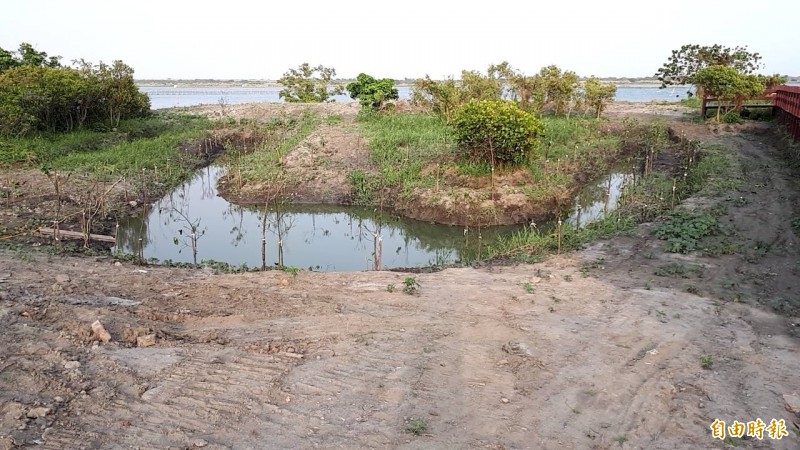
[774,85,800,140]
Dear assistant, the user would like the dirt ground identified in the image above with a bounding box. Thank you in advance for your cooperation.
[1,104,799,449]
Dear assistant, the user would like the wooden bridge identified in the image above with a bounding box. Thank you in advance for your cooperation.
[773,85,800,140]
[701,85,800,140]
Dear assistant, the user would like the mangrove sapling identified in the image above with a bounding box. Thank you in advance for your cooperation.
[170,206,205,265]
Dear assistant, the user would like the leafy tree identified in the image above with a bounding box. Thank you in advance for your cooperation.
[583,77,617,118]
[452,99,545,166]
[694,65,765,121]
[761,73,788,90]
[410,76,462,121]
[346,73,399,110]
[0,54,149,136]
[459,69,503,102]
[655,44,762,93]
[0,42,60,74]
[538,65,579,116]
[278,63,342,103]
[489,61,540,111]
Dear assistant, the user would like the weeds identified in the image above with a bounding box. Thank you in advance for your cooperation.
[654,263,704,278]
[404,417,428,435]
[700,354,714,370]
[402,276,420,295]
[654,211,718,253]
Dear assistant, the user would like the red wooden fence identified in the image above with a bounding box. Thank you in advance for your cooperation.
[774,85,800,140]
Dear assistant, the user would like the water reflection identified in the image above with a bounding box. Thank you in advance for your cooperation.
[115,166,520,270]
[116,164,634,271]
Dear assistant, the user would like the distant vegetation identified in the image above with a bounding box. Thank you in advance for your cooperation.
[277,63,342,103]
[655,43,787,122]
[0,42,150,137]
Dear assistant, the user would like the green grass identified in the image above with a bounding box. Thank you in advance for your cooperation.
[0,114,210,171]
[229,111,321,183]
[356,113,623,206]
[357,111,455,190]
[484,215,635,261]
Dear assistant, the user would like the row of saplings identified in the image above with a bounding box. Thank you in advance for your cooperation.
[335,62,619,170]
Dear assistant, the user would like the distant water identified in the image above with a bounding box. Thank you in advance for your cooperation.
[140,84,696,110]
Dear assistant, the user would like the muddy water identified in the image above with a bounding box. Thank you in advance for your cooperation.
[115,166,630,271]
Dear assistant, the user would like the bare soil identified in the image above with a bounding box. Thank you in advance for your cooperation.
[1,104,799,449]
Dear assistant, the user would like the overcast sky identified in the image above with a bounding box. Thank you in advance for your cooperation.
[2,0,798,80]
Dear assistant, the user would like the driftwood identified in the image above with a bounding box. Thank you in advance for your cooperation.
[36,227,116,244]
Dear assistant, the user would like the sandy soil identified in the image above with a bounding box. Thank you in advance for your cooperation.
[1,105,799,449]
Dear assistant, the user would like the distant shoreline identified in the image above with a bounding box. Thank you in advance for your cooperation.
[136,78,674,88]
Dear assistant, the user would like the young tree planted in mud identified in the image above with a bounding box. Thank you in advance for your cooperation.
[453,100,545,166]
[655,44,763,95]
[278,63,343,103]
[453,100,545,198]
[346,73,399,110]
[583,77,617,118]
[694,65,765,121]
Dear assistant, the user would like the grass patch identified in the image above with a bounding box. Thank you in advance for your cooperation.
[0,114,210,173]
[356,112,626,220]
[357,111,455,190]
[225,111,321,184]
[404,417,428,435]
[654,262,704,278]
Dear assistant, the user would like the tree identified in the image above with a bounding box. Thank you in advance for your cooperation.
[655,44,762,93]
[538,65,579,116]
[489,61,540,111]
[0,42,60,74]
[694,65,765,121]
[0,54,149,136]
[452,99,545,166]
[346,73,399,110]
[410,75,461,121]
[583,77,617,118]
[277,63,342,103]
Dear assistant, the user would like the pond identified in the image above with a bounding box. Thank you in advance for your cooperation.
[114,166,632,271]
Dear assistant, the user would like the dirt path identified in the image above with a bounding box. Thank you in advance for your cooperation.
[1,116,799,449]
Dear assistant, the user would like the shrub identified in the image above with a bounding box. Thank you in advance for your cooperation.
[721,110,742,124]
[452,99,545,166]
[346,73,399,110]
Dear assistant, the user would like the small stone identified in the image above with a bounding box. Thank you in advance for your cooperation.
[136,334,156,348]
[193,439,208,447]
[114,262,122,267]
[784,392,800,414]
[26,407,51,419]
[501,398,509,404]
[53,397,64,403]
[128,201,138,208]
[55,274,70,283]
[279,279,289,287]
[64,361,81,370]
[91,320,112,343]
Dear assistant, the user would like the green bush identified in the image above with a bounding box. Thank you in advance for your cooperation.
[721,110,742,124]
[346,73,398,110]
[452,99,545,166]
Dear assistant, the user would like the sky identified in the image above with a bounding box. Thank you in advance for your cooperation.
[2,0,799,80]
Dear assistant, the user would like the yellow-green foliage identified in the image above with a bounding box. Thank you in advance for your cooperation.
[453,100,545,165]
